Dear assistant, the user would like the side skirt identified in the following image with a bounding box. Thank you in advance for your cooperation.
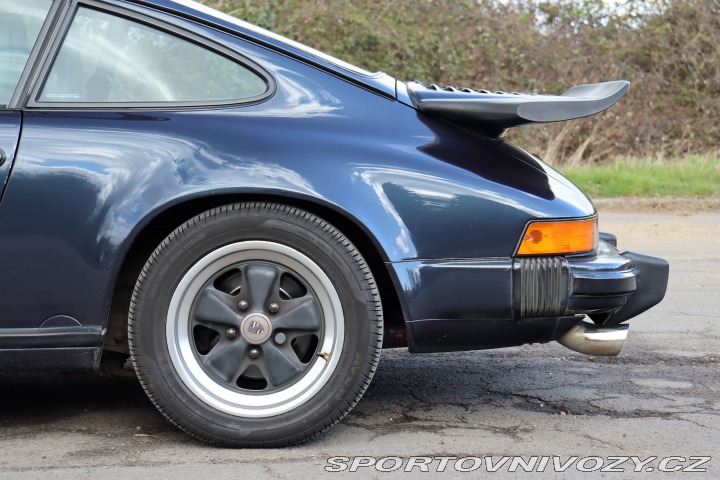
[0,327,103,371]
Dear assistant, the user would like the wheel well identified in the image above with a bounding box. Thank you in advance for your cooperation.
[103,195,407,356]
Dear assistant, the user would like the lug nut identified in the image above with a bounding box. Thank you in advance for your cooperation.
[226,328,237,339]
[249,348,260,359]
[275,333,286,345]
[238,300,248,311]
[269,302,279,313]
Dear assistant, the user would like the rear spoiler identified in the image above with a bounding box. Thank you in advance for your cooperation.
[406,80,630,137]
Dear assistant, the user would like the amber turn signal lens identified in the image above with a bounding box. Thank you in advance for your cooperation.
[516,218,597,256]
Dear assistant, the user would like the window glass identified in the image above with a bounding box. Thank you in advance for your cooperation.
[0,0,53,107]
[39,7,268,104]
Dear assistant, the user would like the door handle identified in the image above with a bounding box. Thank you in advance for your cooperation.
[0,149,6,167]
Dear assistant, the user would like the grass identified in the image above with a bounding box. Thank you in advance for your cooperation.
[559,155,720,198]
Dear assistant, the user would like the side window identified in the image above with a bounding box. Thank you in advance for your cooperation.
[0,0,53,107]
[39,7,269,104]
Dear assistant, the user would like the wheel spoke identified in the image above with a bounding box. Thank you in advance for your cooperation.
[202,338,249,382]
[260,343,303,387]
[244,264,280,312]
[194,287,242,328]
[272,297,322,334]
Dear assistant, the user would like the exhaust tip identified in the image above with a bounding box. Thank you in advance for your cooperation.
[557,321,629,356]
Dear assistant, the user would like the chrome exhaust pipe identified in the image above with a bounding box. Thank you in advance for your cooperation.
[557,321,629,356]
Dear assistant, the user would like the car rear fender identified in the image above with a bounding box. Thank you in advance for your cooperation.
[105,190,411,353]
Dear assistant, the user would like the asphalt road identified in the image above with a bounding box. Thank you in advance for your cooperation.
[0,210,718,479]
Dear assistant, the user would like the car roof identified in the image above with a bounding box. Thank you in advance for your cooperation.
[127,0,397,97]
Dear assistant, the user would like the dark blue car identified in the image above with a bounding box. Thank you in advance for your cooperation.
[0,0,668,446]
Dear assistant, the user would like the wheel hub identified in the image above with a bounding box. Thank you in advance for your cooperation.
[240,312,272,344]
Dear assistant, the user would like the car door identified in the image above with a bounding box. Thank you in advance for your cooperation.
[0,0,55,202]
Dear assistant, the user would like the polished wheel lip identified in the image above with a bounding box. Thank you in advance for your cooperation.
[166,241,344,418]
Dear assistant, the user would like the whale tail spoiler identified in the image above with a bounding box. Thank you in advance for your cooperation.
[406,80,630,138]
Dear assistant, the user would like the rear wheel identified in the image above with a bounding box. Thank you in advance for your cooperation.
[128,202,382,446]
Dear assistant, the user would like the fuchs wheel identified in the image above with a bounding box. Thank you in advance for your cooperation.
[128,203,382,447]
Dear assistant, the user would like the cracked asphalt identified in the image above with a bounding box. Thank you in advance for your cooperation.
[0,210,718,478]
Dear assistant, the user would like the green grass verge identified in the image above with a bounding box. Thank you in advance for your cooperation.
[559,156,720,198]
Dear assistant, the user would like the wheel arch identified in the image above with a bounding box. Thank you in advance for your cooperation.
[102,192,408,358]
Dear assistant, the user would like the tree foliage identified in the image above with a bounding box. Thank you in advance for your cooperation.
[202,0,718,163]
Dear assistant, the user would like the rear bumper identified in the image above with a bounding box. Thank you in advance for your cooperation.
[399,234,668,353]
[513,239,669,323]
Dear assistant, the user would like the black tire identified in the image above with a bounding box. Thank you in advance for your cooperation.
[128,202,382,447]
